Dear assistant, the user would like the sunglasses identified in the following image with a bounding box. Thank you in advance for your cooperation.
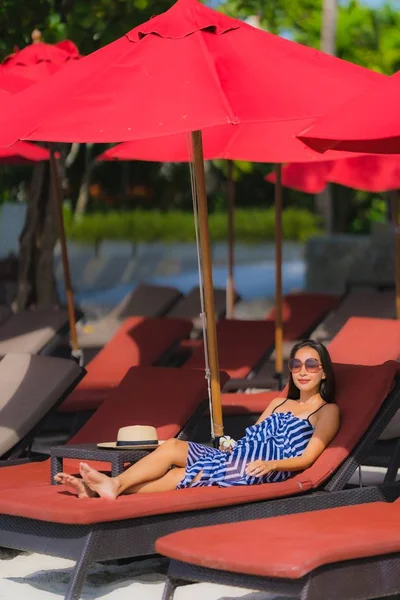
[288,358,322,374]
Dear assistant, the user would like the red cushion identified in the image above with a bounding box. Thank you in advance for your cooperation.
[0,477,309,524]
[266,293,340,341]
[70,366,213,444]
[305,360,399,488]
[156,502,400,579]
[328,317,400,365]
[60,317,192,412]
[184,319,275,379]
[221,390,285,415]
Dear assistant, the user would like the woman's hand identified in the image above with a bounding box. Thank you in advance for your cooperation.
[245,460,276,478]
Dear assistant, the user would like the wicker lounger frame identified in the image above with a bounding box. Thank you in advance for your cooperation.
[1,377,400,600]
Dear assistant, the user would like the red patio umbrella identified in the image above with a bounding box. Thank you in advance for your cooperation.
[0,1,384,148]
[329,154,400,192]
[266,153,400,193]
[2,32,80,81]
[298,72,400,155]
[0,0,386,439]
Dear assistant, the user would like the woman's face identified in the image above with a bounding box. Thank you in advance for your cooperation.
[290,346,325,394]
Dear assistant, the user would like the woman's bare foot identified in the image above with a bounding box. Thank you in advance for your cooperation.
[79,462,119,500]
[54,473,97,499]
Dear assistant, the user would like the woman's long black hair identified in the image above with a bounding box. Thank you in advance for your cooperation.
[287,339,335,403]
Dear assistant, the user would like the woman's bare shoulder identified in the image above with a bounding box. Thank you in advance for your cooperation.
[320,402,340,420]
[269,396,287,408]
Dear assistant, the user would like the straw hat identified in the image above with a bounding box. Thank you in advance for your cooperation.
[97,425,165,450]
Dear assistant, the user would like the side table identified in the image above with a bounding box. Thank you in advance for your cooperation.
[50,444,150,484]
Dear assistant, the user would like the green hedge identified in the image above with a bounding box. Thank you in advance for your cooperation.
[65,208,321,244]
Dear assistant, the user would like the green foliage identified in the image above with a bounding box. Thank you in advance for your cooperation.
[219,0,400,75]
[64,207,321,244]
[351,196,387,233]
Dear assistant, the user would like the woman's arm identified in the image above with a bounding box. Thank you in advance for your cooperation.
[246,404,340,477]
[255,397,286,424]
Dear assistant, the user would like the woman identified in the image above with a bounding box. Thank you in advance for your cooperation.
[55,339,340,499]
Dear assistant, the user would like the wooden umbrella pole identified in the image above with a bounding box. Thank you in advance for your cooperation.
[191,130,224,439]
[274,164,284,388]
[49,147,81,360]
[226,159,235,319]
[391,190,400,319]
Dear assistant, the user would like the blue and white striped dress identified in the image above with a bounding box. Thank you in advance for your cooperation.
[176,408,316,488]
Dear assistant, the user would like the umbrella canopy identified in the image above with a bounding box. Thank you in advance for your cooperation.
[0,141,50,164]
[0,88,49,163]
[298,72,400,154]
[98,120,365,164]
[0,70,34,93]
[265,161,332,193]
[267,153,400,193]
[54,40,81,59]
[329,154,400,192]
[0,0,384,148]
[1,41,80,82]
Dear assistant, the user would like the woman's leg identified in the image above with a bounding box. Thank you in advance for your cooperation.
[125,467,186,494]
[79,438,189,499]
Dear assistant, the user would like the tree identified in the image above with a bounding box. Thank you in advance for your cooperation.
[219,0,400,74]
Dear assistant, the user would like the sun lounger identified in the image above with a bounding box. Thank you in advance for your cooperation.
[77,283,182,348]
[158,496,400,600]
[0,365,226,487]
[183,318,276,380]
[0,353,84,461]
[0,307,82,357]
[265,292,341,341]
[0,361,397,600]
[327,315,400,365]
[312,288,395,341]
[166,286,239,329]
[59,316,192,413]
